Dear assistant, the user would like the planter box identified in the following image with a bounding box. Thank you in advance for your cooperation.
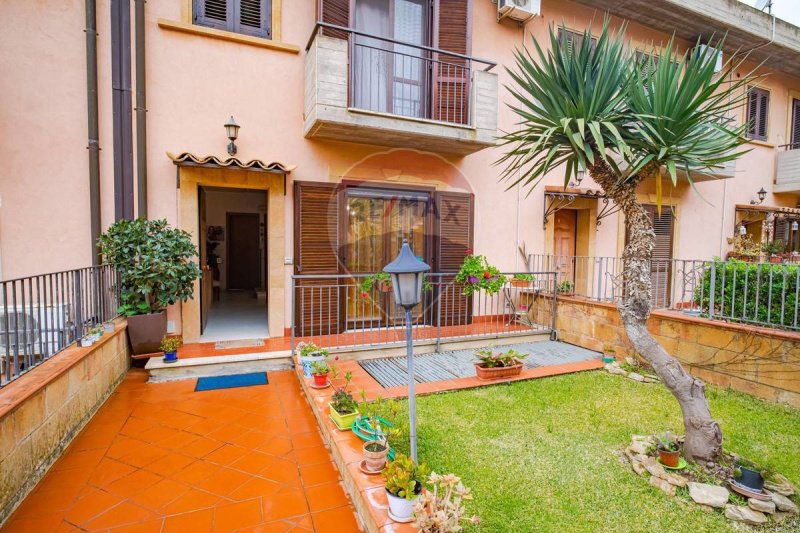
[329,404,358,430]
[474,362,523,380]
[127,312,167,355]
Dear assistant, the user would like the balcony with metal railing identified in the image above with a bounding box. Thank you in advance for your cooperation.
[303,22,498,155]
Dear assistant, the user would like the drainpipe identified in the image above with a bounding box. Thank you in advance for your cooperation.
[111,0,135,220]
[86,0,101,264]
[135,0,147,218]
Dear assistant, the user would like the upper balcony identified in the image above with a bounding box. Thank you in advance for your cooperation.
[775,144,800,194]
[304,23,498,156]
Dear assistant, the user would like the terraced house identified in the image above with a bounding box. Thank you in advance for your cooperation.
[0,0,800,531]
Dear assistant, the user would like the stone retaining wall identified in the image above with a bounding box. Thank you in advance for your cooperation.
[0,322,130,525]
[547,296,800,407]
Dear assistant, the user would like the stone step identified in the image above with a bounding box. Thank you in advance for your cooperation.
[144,350,293,382]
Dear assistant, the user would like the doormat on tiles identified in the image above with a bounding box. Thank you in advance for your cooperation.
[215,338,265,350]
[195,372,268,392]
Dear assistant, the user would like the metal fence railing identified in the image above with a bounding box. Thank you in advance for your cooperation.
[529,254,800,332]
[307,21,497,127]
[291,272,558,354]
[1,265,119,387]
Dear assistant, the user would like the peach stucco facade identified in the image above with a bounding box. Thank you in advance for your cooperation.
[2,0,800,340]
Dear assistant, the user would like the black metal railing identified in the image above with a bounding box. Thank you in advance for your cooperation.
[307,21,496,127]
[0,265,119,387]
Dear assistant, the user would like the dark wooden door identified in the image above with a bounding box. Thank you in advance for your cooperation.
[227,213,261,290]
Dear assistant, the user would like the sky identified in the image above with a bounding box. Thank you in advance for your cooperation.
[737,0,800,27]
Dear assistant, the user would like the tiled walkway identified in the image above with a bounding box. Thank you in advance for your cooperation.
[1,370,360,533]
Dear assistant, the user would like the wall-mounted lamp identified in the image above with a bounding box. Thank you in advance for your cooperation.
[569,163,586,188]
[739,224,747,236]
[750,187,767,205]
[792,221,798,232]
[224,116,240,156]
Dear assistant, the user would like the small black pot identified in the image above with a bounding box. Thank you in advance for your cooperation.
[737,466,764,492]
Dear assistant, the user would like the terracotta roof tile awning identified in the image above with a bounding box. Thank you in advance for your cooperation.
[167,152,297,173]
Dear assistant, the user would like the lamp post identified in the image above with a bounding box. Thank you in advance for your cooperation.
[383,239,430,462]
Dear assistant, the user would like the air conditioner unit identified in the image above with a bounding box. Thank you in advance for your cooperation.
[0,303,73,360]
[695,44,723,74]
[497,0,540,23]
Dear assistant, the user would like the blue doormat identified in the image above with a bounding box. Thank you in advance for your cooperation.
[195,372,268,392]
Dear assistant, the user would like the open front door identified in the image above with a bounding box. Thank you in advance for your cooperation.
[199,187,211,334]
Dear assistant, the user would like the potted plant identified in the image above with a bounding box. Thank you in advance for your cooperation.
[556,279,575,296]
[79,336,94,348]
[733,461,770,493]
[360,271,393,294]
[355,394,405,466]
[102,321,116,334]
[455,251,507,296]
[762,240,785,263]
[311,360,330,387]
[474,348,527,380]
[413,472,480,532]
[296,341,329,378]
[88,324,104,342]
[655,432,681,468]
[510,273,535,288]
[329,387,359,431]
[161,336,182,364]
[602,345,617,363]
[385,454,429,523]
[98,219,202,355]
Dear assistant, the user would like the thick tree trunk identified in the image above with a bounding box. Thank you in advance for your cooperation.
[588,160,723,462]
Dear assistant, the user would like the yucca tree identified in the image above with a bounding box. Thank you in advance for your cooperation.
[499,21,755,461]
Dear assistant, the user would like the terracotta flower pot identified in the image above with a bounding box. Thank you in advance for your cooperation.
[474,361,523,380]
[312,373,329,387]
[363,441,388,472]
[658,448,681,468]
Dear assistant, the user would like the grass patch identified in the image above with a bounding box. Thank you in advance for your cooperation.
[396,371,800,532]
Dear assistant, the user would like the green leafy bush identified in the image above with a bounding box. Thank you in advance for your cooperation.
[694,260,799,328]
[160,336,182,353]
[98,219,202,316]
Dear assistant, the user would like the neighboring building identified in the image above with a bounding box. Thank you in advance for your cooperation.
[2,0,800,343]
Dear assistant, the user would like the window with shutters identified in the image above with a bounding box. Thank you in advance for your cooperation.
[626,205,674,307]
[557,28,597,56]
[193,0,272,39]
[746,87,770,141]
[790,98,800,150]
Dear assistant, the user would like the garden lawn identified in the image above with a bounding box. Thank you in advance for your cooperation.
[403,371,800,532]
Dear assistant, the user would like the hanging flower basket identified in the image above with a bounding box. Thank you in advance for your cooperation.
[455,251,507,296]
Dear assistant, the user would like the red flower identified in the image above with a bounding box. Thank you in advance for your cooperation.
[361,291,369,298]
[335,356,340,361]
[482,271,491,279]
[465,248,473,255]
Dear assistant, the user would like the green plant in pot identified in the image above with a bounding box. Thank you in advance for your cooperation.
[556,279,574,295]
[656,432,682,468]
[359,271,392,295]
[329,386,359,431]
[602,345,616,363]
[98,219,201,355]
[296,341,328,378]
[310,360,330,387]
[160,336,182,364]
[385,454,429,523]
[510,273,535,287]
[455,251,507,296]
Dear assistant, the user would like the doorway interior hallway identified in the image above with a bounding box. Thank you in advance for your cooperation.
[199,290,269,342]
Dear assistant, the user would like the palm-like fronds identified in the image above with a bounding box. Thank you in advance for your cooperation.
[498,19,633,189]
[499,21,757,195]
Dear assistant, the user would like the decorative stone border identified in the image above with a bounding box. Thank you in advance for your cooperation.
[605,359,661,383]
[623,435,799,526]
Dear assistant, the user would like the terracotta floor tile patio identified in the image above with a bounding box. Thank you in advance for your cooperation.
[1,369,360,533]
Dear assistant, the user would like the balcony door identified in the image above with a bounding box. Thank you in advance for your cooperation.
[352,0,431,119]
[344,187,430,326]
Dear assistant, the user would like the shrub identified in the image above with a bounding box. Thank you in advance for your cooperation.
[160,336,182,353]
[98,219,202,316]
[693,260,799,327]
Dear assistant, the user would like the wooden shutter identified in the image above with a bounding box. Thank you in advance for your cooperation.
[791,99,800,148]
[194,0,271,38]
[746,87,769,141]
[294,181,341,337]
[433,0,471,125]
[434,191,474,326]
[646,205,674,308]
[319,0,350,39]
[194,0,230,31]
